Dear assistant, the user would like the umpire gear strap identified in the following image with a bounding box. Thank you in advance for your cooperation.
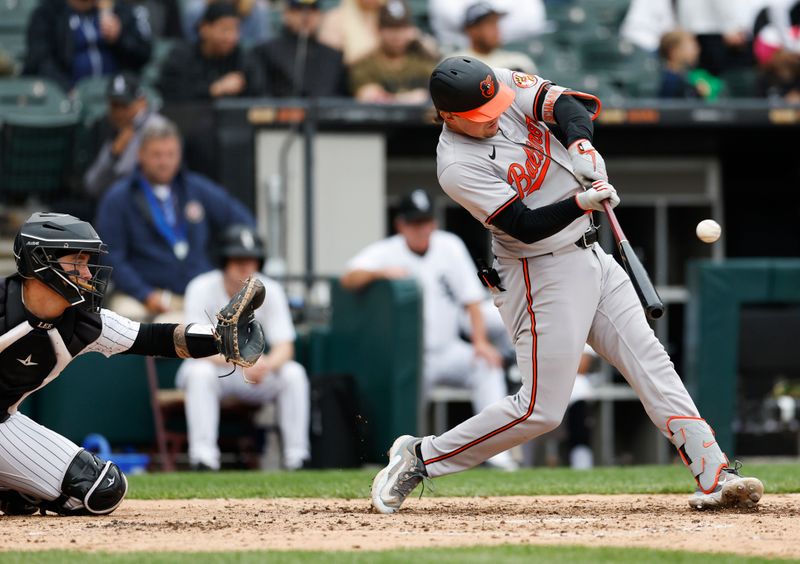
[60,449,128,515]
[667,417,728,494]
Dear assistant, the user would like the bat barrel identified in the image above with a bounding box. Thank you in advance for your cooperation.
[619,240,664,321]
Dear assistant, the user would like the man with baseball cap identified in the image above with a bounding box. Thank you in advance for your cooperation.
[158,2,262,101]
[350,0,438,103]
[342,189,517,471]
[448,1,537,75]
[84,72,167,198]
[371,57,764,514]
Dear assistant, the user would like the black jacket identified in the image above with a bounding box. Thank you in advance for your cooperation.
[23,0,152,91]
[249,30,350,98]
[157,41,263,101]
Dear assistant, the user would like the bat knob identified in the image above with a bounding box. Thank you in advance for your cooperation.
[646,304,665,320]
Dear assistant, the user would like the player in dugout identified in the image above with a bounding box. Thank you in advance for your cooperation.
[0,213,264,516]
[371,57,764,514]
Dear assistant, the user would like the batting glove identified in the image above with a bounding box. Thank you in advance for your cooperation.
[575,180,620,212]
[568,138,608,187]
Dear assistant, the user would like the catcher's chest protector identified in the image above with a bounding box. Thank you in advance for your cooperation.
[0,276,102,420]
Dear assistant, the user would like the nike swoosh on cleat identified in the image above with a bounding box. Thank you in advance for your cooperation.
[703,440,716,448]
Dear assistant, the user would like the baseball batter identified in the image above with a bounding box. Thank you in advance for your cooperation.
[0,213,264,516]
[371,57,763,513]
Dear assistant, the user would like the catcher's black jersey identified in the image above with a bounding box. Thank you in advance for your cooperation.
[0,276,140,421]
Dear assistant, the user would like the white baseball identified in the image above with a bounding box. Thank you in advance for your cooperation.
[696,219,721,243]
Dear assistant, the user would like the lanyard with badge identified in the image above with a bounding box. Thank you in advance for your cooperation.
[139,175,189,260]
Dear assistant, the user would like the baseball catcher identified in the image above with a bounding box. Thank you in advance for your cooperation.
[0,212,266,516]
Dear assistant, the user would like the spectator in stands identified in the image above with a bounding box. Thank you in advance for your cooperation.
[84,72,167,198]
[177,224,310,471]
[95,119,254,322]
[23,0,152,92]
[449,2,537,74]
[753,0,800,100]
[429,0,546,52]
[129,0,185,39]
[658,30,704,98]
[318,0,384,66]
[249,0,349,97]
[158,3,262,101]
[350,0,438,103]
[341,189,517,471]
[620,0,754,76]
[182,0,271,47]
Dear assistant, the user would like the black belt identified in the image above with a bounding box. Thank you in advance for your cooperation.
[575,225,600,248]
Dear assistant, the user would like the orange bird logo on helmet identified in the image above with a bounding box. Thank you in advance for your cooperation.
[480,74,495,98]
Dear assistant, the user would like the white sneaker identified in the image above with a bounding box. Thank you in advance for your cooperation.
[689,463,764,510]
[485,451,519,471]
[371,435,427,514]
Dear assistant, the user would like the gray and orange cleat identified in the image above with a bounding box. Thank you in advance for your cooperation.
[371,435,427,514]
[689,462,764,510]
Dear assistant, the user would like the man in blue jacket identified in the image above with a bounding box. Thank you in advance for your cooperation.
[95,118,254,322]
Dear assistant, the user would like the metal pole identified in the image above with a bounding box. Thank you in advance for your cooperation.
[303,105,315,288]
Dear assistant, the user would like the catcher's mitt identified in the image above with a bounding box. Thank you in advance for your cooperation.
[214,276,266,368]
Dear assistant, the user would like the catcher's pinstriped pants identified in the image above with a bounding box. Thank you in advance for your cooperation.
[0,412,82,506]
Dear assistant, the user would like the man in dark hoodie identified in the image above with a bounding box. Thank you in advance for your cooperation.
[157,2,262,101]
[23,0,152,92]
[248,0,349,98]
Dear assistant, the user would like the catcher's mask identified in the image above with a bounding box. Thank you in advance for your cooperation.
[13,212,112,313]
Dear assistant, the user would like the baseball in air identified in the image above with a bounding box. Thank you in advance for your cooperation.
[696,219,721,243]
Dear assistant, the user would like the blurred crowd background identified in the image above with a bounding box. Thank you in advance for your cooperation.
[1,0,799,473]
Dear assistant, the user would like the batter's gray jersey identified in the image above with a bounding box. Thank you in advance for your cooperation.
[437,69,598,258]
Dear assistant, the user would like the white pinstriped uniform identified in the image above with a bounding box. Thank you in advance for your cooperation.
[0,310,140,506]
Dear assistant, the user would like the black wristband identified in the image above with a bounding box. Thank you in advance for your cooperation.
[124,323,217,358]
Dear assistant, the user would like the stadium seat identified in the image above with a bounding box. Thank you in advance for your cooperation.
[577,37,659,98]
[0,77,79,200]
[577,0,631,29]
[0,31,26,66]
[720,68,759,99]
[140,38,176,86]
[0,0,38,32]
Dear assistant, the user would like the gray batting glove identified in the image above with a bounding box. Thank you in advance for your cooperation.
[575,180,620,212]
[568,138,608,187]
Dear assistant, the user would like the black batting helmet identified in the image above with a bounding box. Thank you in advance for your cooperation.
[218,224,266,270]
[429,57,515,122]
[13,212,112,312]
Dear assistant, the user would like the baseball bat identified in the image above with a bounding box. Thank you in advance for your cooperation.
[602,201,664,320]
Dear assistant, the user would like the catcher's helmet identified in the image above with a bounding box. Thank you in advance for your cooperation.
[218,224,266,270]
[429,57,515,122]
[13,212,112,312]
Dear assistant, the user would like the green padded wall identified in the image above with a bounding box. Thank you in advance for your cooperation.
[326,279,423,463]
[34,354,183,446]
[686,259,800,456]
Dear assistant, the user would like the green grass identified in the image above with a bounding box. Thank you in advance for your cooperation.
[1,545,797,563]
[125,463,800,500]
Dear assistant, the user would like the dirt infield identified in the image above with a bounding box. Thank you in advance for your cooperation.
[1,495,799,558]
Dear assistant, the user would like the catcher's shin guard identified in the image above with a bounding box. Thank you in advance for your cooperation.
[667,416,727,494]
[44,449,129,515]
